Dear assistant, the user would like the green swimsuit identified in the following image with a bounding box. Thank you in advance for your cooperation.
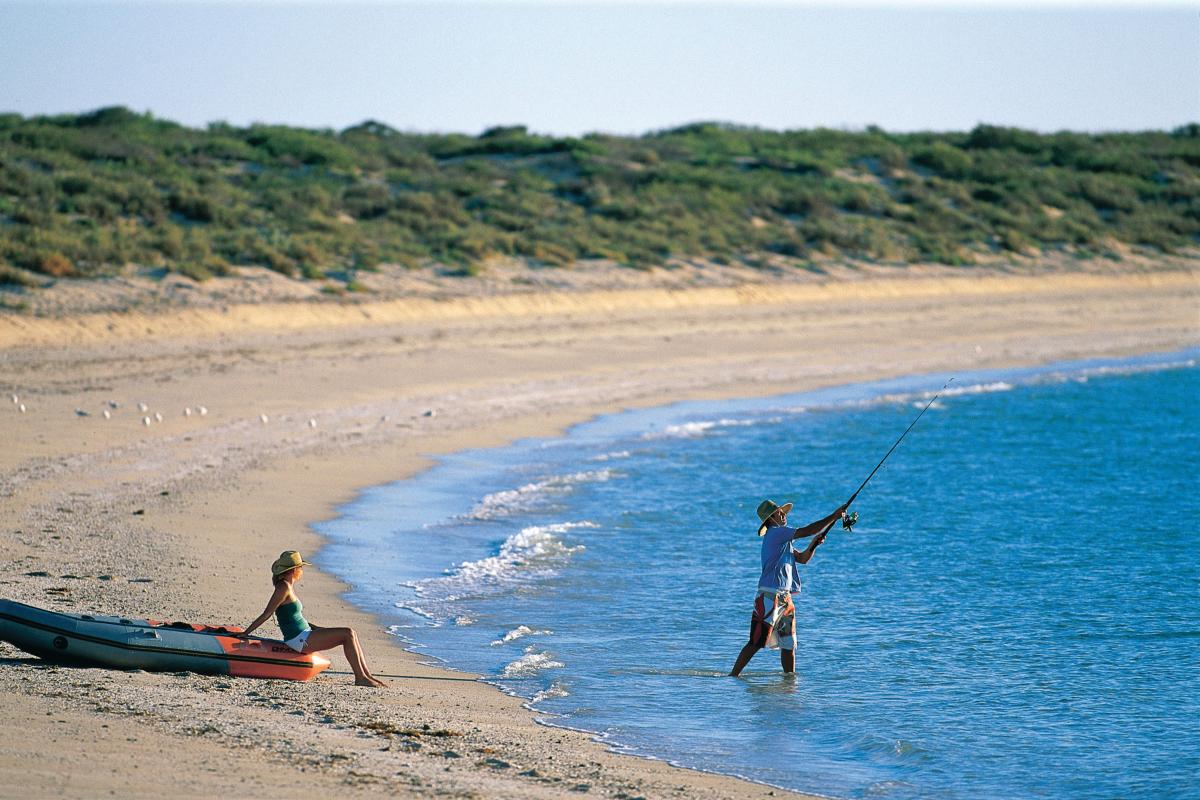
[275,598,311,641]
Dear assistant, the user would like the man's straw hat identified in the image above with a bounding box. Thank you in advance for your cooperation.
[756,500,793,536]
[271,550,313,577]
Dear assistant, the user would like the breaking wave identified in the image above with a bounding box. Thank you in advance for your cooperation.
[502,646,564,677]
[470,470,614,519]
[411,521,596,603]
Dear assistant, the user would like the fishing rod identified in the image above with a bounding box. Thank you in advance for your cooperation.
[840,378,954,532]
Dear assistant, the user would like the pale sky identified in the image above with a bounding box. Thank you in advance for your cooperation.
[0,1,1195,135]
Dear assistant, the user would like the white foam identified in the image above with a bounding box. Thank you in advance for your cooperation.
[529,681,570,704]
[938,381,1014,397]
[643,417,758,440]
[412,521,596,603]
[491,625,553,646]
[453,616,476,626]
[470,470,614,519]
[1041,358,1196,385]
[502,646,564,677]
[394,603,435,621]
[846,381,1016,411]
[591,450,631,462]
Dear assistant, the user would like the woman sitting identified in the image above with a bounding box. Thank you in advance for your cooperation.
[240,550,386,688]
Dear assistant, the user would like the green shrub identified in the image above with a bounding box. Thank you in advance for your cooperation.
[0,110,1195,285]
[912,143,972,177]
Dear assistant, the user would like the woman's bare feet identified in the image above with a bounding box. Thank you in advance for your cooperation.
[355,675,387,688]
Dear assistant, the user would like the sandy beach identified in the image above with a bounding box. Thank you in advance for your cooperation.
[1,265,1197,799]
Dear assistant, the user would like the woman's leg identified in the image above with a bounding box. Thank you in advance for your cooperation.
[303,627,386,687]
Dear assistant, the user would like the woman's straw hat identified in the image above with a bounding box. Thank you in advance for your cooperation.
[271,550,313,577]
[756,500,793,536]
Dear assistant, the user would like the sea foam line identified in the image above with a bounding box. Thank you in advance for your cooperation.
[502,646,564,677]
[411,521,597,603]
[643,417,767,440]
[491,625,553,646]
[469,470,615,519]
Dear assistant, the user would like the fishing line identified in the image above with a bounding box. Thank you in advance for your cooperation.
[840,378,954,531]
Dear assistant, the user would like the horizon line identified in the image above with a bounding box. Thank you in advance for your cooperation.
[4,106,1196,138]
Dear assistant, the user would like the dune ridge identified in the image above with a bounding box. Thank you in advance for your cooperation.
[2,270,1194,349]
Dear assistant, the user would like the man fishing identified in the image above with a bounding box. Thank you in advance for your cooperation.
[728,499,849,677]
[728,380,952,678]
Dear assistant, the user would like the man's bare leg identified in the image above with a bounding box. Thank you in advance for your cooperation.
[730,641,761,677]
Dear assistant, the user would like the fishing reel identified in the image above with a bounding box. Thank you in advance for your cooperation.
[841,511,859,532]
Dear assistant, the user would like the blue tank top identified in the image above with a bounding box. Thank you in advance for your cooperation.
[275,598,310,640]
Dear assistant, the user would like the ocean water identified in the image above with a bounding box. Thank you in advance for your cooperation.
[319,350,1200,800]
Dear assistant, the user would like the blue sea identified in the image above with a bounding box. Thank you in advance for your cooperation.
[320,350,1200,800]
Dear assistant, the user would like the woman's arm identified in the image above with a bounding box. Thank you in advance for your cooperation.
[240,582,290,637]
[792,502,850,540]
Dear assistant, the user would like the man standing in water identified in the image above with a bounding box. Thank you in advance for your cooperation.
[729,499,848,677]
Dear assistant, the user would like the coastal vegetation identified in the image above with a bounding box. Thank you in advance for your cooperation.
[0,107,1197,286]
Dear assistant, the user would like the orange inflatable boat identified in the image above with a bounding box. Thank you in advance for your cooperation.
[0,599,330,681]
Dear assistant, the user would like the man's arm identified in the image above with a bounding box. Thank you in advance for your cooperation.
[792,502,850,540]
[792,529,830,564]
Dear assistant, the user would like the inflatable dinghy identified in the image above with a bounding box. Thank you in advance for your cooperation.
[0,599,329,681]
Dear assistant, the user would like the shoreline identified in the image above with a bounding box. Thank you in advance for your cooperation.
[316,347,1199,798]
[0,268,1197,798]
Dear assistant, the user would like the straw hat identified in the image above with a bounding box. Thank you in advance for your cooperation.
[756,500,793,536]
[271,550,313,577]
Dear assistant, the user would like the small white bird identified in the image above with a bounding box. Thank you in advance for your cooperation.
[18,404,26,413]
[308,418,317,428]
[103,409,111,419]
[198,406,208,416]
[74,408,90,417]
[106,400,119,409]
[10,394,17,404]
[184,407,192,417]
[137,402,149,413]
[142,416,151,426]
[154,412,163,423]
[260,414,269,424]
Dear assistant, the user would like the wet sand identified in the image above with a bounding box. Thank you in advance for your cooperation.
[0,267,1196,798]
